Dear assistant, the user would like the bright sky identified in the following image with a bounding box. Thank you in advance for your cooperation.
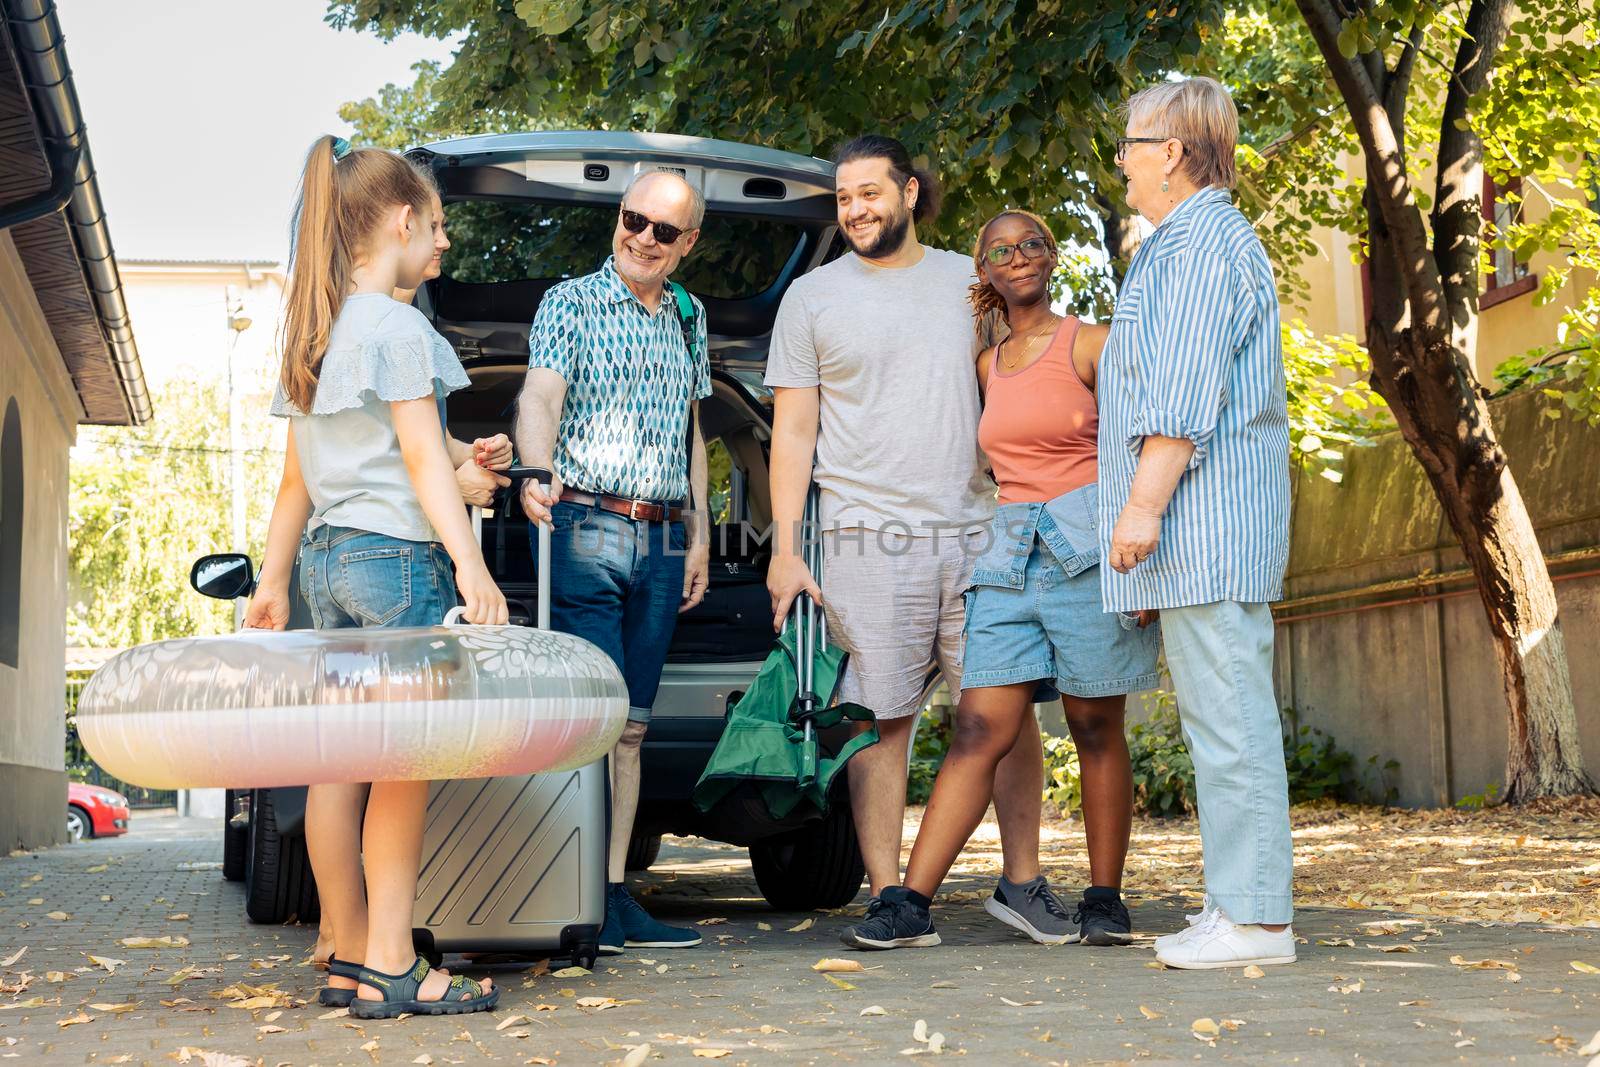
[58,0,458,261]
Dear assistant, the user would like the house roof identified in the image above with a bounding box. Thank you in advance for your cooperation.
[1,0,148,426]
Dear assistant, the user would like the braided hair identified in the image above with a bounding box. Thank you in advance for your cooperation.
[967,209,1059,346]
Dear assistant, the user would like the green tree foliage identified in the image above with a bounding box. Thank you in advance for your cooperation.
[1476,5,1600,422]
[68,374,280,649]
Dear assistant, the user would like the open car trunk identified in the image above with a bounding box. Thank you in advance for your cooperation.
[408,131,841,374]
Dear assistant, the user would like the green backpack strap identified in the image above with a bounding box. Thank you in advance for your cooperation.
[666,280,701,505]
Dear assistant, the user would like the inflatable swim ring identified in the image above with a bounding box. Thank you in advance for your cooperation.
[76,622,628,789]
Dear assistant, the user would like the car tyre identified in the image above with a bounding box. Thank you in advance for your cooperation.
[66,805,91,843]
[749,801,865,911]
[624,833,662,872]
[222,789,248,883]
[245,788,320,924]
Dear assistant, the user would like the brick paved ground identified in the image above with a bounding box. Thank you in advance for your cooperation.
[3,814,1599,1065]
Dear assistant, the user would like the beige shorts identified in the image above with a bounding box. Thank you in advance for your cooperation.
[820,527,981,720]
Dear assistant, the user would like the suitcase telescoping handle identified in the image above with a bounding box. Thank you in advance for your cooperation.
[453,465,554,629]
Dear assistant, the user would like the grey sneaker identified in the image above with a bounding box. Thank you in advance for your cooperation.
[839,886,941,951]
[984,876,1080,944]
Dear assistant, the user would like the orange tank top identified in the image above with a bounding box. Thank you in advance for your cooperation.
[978,316,1098,505]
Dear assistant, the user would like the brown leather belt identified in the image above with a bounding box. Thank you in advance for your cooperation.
[560,488,683,523]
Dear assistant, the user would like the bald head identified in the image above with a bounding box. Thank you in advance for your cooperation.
[623,170,705,231]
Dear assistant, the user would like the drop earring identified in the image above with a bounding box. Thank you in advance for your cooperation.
[1161,179,1169,193]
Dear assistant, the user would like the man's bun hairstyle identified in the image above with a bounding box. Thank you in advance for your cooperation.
[832,134,942,225]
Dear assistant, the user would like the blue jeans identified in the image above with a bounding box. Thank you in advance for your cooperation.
[536,502,685,723]
[299,525,458,630]
[1160,600,1294,925]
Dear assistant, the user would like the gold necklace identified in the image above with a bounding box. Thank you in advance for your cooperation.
[998,320,1059,371]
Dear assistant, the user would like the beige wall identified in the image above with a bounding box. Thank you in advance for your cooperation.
[0,231,79,850]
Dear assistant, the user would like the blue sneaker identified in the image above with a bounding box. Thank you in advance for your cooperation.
[598,895,625,956]
[610,883,701,949]
[839,886,941,950]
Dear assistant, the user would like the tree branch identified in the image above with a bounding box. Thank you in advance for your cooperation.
[1294,0,1447,329]
[1432,0,1517,344]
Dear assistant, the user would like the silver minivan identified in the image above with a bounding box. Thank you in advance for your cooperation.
[195,132,887,923]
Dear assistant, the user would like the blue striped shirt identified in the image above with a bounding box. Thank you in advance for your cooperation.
[1096,187,1291,611]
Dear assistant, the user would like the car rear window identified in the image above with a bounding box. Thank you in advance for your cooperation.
[441,200,803,300]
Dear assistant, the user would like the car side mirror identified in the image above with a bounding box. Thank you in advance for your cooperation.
[190,553,256,600]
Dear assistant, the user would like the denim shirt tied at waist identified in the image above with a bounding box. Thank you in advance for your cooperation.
[969,482,1101,590]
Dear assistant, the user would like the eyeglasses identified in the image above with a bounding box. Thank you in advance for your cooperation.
[620,208,691,245]
[982,236,1052,267]
[1115,136,1176,164]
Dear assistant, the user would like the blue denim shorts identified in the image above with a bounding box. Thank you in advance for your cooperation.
[535,501,686,724]
[962,536,1160,699]
[299,525,458,631]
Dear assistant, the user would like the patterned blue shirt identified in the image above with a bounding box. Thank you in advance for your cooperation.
[529,257,711,501]
[1097,187,1291,611]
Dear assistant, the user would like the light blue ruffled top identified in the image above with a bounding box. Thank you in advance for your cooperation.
[271,293,469,543]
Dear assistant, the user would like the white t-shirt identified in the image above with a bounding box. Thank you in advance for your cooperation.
[765,246,996,534]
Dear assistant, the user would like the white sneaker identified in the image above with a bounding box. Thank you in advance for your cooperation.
[1153,894,1215,950]
[1154,909,1296,969]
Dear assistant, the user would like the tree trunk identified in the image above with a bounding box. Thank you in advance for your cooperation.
[1365,325,1593,801]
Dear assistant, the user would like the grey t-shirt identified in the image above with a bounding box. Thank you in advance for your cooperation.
[765,246,995,534]
[271,294,468,543]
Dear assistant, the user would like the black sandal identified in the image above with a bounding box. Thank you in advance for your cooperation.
[318,957,362,1007]
[347,956,498,1019]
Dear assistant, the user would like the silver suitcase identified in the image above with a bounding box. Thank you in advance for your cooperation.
[412,469,609,969]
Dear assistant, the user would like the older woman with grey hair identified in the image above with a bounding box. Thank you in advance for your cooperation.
[1096,76,1296,969]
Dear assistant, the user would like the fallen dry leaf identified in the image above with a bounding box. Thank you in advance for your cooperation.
[167,913,190,921]
[496,1014,529,1031]
[1373,943,1417,953]
[576,996,621,1011]
[757,922,773,931]
[318,1007,350,1020]
[0,947,25,968]
[413,1057,433,1065]
[1000,997,1042,1007]
[88,1002,137,1014]
[1576,1030,1600,1057]
[787,918,815,932]
[86,955,125,975]
[45,912,70,921]
[44,971,71,983]
[551,966,590,978]
[813,958,865,973]
[1138,1004,1163,1020]
[826,974,857,990]
[56,1011,94,1028]
[861,1005,888,1017]
[1242,965,1266,979]
[693,1051,731,1059]
[1570,961,1600,975]
[85,864,108,873]
[119,935,189,949]
[695,917,729,926]
[1317,937,1356,948]
[257,1025,289,1035]
[1192,1018,1220,1037]
[1449,955,1518,970]
[621,1043,651,1067]
[1330,979,1365,995]
[361,1039,380,1052]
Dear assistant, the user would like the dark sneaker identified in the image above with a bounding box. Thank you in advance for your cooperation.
[611,884,701,949]
[1075,890,1133,946]
[599,890,625,955]
[839,886,941,950]
[984,876,1080,944]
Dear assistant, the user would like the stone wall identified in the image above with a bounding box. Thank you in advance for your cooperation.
[1275,388,1600,807]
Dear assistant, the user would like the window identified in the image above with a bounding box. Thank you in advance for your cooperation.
[0,397,22,668]
[1483,175,1532,299]
[440,200,806,301]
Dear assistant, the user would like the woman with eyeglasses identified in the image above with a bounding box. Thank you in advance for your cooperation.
[839,209,1159,953]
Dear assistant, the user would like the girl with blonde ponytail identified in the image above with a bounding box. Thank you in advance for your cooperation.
[246,135,505,1020]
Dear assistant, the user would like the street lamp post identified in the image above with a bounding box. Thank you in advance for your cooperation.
[226,291,253,630]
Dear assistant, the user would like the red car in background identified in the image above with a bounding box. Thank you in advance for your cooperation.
[67,782,129,841]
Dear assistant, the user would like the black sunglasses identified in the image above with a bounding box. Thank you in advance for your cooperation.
[1115,136,1175,163]
[982,236,1053,267]
[620,208,691,245]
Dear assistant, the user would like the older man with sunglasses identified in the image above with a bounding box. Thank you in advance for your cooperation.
[515,170,712,954]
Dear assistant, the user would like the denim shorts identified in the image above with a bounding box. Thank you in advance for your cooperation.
[299,525,458,631]
[535,501,685,724]
[962,535,1160,699]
